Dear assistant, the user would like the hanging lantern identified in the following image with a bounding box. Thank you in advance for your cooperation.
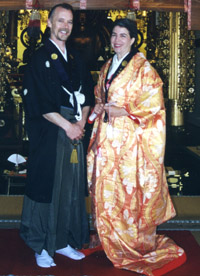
[27,9,41,38]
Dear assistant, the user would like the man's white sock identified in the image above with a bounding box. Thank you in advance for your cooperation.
[56,245,85,260]
[35,249,56,268]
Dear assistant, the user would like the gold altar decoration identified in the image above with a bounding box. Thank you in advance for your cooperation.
[148,11,195,127]
[0,11,9,112]
[17,9,48,64]
[107,9,148,22]
[0,11,20,110]
[0,10,196,130]
[168,12,195,126]
[107,10,129,21]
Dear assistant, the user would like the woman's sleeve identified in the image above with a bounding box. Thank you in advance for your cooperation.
[125,62,164,126]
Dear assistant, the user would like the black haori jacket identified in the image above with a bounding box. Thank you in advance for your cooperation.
[22,39,94,203]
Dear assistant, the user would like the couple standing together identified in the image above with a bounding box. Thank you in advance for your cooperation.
[20,3,186,276]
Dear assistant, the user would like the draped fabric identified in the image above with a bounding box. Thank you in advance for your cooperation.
[87,52,186,276]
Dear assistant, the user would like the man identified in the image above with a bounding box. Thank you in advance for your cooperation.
[20,3,94,268]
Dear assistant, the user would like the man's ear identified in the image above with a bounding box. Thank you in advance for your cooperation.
[47,18,52,28]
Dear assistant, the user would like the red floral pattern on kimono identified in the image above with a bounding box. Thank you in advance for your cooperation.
[87,52,186,276]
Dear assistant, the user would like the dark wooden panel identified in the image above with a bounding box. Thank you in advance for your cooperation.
[0,0,128,10]
[191,0,200,30]
[140,0,185,11]
[0,0,25,10]
[0,0,199,30]
[0,0,185,11]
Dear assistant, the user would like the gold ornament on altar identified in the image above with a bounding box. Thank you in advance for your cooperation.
[107,10,128,21]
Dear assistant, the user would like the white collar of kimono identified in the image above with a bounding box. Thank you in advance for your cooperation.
[107,52,129,79]
[49,39,67,61]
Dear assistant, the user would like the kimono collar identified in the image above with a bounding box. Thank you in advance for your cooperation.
[107,52,129,79]
[44,38,79,116]
[103,48,138,122]
[105,48,138,98]
[49,38,68,61]
[105,48,138,87]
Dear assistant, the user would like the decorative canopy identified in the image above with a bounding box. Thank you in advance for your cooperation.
[0,0,199,30]
[0,0,186,11]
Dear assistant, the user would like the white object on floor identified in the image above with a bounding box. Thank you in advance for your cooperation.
[35,249,56,268]
[56,245,85,260]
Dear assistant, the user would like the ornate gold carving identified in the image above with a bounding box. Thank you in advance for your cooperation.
[148,11,195,126]
[146,12,170,100]
[0,11,9,112]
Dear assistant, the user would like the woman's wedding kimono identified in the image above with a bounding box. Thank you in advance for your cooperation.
[87,52,186,276]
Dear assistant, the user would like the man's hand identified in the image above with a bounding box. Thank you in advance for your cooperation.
[65,122,83,140]
[73,106,90,139]
[43,112,83,140]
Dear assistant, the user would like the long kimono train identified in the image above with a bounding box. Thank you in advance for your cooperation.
[20,107,89,257]
[87,52,186,276]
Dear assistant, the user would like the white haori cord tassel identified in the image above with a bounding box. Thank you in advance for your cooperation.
[62,85,85,121]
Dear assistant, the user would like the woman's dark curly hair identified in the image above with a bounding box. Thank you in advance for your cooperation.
[112,18,138,43]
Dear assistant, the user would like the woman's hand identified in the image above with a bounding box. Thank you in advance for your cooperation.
[94,103,104,115]
[104,105,128,119]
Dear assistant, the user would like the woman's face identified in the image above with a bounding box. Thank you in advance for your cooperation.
[111,25,135,60]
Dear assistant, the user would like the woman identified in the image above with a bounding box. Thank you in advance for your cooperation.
[87,18,186,276]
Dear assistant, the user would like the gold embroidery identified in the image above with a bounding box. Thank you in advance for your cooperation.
[51,53,58,60]
[122,60,128,67]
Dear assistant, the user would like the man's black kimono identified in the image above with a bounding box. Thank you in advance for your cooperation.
[20,39,94,255]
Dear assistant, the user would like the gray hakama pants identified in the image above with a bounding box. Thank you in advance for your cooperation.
[20,107,89,256]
